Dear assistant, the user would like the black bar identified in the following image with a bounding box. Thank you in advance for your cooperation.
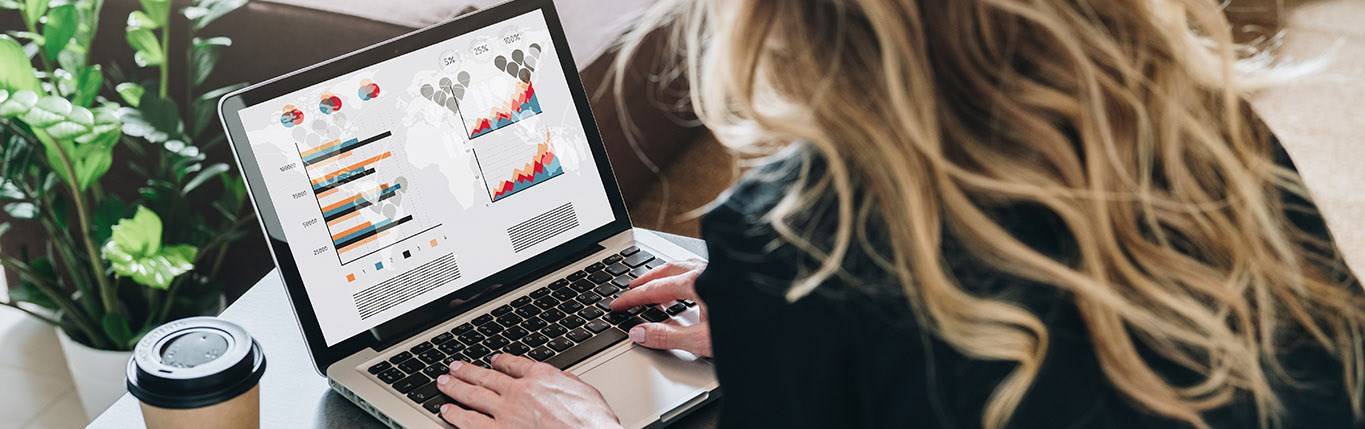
[544,328,627,369]
[342,223,444,266]
[303,131,393,167]
[322,186,400,222]
[313,168,375,194]
[336,215,414,250]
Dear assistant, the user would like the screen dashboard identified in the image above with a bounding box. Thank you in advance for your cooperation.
[234,10,615,346]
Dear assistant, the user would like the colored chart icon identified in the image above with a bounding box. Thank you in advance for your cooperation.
[279,104,304,128]
[358,79,380,101]
[319,93,343,115]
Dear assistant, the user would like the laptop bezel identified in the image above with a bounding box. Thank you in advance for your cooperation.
[216,0,633,374]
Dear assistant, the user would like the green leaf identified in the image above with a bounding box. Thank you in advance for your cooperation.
[100,314,134,347]
[183,162,227,193]
[138,92,179,135]
[71,134,115,190]
[9,278,58,311]
[138,0,170,27]
[0,89,37,117]
[183,0,244,30]
[71,65,101,107]
[189,36,230,87]
[124,28,162,67]
[0,36,41,92]
[102,207,200,289]
[125,10,159,31]
[40,4,75,61]
[91,197,131,245]
[115,82,144,107]
[21,0,48,29]
[3,201,36,218]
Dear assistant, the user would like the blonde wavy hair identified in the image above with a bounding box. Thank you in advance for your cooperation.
[616,0,1365,428]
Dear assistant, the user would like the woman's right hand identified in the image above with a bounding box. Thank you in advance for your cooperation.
[609,259,711,357]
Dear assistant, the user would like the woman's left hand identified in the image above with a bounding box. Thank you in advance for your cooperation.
[436,353,622,429]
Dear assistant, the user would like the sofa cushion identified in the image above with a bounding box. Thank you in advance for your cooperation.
[259,0,649,69]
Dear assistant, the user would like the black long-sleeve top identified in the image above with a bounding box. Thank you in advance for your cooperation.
[692,144,1359,428]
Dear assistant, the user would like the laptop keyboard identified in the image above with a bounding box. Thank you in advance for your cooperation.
[363,246,698,414]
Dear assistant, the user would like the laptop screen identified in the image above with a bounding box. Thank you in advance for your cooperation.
[234,10,616,346]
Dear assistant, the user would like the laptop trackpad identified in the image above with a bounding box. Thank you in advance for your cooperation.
[579,347,716,428]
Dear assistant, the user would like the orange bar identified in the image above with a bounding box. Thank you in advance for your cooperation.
[305,151,352,171]
[325,210,361,226]
[338,230,391,253]
[311,152,391,185]
[300,139,342,158]
[321,192,365,213]
[331,221,373,242]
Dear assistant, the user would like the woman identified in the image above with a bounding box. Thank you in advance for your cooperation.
[430,0,1365,427]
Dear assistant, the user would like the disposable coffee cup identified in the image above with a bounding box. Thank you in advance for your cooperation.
[126,317,267,429]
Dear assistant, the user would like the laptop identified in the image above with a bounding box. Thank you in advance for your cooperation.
[216,0,719,427]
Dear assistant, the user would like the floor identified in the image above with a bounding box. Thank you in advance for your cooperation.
[0,270,88,429]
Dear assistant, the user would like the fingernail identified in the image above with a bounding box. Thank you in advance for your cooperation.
[489,353,500,364]
[449,361,463,372]
[629,326,645,343]
[437,375,450,385]
[440,404,452,413]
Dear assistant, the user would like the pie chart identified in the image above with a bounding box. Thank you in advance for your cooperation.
[319,93,343,115]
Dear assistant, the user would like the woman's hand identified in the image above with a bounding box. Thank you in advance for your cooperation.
[610,260,711,357]
[436,354,621,429]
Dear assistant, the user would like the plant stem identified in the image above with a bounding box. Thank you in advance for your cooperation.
[22,19,57,81]
[47,137,119,317]
[154,212,253,323]
[0,257,106,347]
[0,299,60,325]
[159,24,170,99]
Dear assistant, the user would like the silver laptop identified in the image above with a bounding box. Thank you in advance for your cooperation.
[216,1,718,427]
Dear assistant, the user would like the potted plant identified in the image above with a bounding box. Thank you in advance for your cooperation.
[0,0,254,419]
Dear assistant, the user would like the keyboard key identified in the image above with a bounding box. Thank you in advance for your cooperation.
[483,335,510,350]
[473,356,492,368]
[411,342,434,354]
[545,328,628,370]
[516,305,541,318]
[502,326,529,341]
[418,349,445,364]
[557,300,584,313]
[645,260,663,269]
[605,312,630,324]
[491,305,514,317]
[530,287,552,298]
[389,351,413,364]
[603,254,624,264]
[626,306,644,315]
[398,358,425,374]
[605,263,630,276]
[438,342,466,356]
[597,298,614,311]
[551,288,576,301]
[570,280,596,292]
[616,316,646,330]
[585,319,612,333]
[630,266,650,277]
[522,332,550,347]
[596,284,619,297]
[451,323,475,335]
[477,322,504,336]
[529,347,556,361]
[458,332,486,345]
[549,279,570,290]
[585,262,606,272]
[621,246,640,256]
[422,364,447,378]
[407,381,441,403]
[666,303,688,315]
[422,395,453,414]
[588,271,614,284]
[431,332,454,344]
[521,318,548,331]
[611,276,633,288]
[442,356,458,366]
[534,297,560,310]
[378,367,406,384]
[542,324,568,338]
[464,344,492,359]
[504,342,531,356]
[567,271,588,281]
[560,315,586,329]
[547,337,575,352]
[623,251,655,268]
[682,299,698,307]
[393,373,429,394]
[641,307,670,323]
[575,292,600,305]
[367,361,392,375]
[472,314,494,326]
[497,314,524,326]
[578,307,605,320]
[540,309,567,322]
[567,328,592,342]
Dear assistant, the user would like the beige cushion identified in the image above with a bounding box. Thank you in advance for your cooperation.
[260,0,649,69]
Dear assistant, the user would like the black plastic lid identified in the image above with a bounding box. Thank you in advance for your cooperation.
[126,317,267,409]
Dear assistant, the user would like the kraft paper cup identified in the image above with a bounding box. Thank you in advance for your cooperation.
[126,317,267,429]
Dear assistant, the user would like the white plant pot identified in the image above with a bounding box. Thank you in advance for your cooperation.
[56,328,133,422]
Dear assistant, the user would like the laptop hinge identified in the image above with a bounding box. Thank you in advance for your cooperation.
[368,243,605,351]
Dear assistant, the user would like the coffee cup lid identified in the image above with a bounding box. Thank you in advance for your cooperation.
[126,317,267,409]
